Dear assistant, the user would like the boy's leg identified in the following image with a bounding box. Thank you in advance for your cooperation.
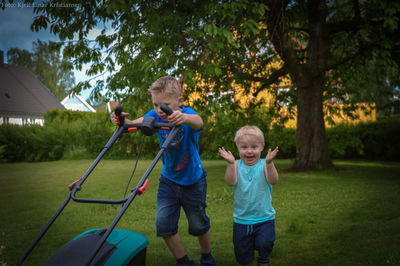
[156,176,194,265]
[164,233,196,266]
[181,173,215,265]
[182,173,211,237]
[198,229,216,265]
[163,233,186,259]
[255,220,275,266]
[197,228,211,254]
[233,222,255,265]
[164,233,186,259]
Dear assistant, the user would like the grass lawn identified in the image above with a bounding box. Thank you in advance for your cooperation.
[0,159,399,265]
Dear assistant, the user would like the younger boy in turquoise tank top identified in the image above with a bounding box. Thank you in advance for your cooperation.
[219,125,279,266]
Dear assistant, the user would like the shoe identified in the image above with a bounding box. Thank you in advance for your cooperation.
[200,254,216,266]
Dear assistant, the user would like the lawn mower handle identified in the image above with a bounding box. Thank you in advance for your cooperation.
[70,105,175,203]
[18,104,180,266]
[160,103,173,115]
[114,105,125,126]
[114,104,174,136]
[115,103,172,128]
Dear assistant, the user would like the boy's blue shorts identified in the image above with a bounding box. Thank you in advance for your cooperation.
[155,172,210,237]
[233,219,275,265]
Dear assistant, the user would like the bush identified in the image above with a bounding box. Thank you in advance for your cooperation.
[198,105,272,159]
[266,127,296,158]
[1,110,399,162]
[327,124,365,159]
[0,109,162,162]
[359,119,400,160]
[327,118,400,160]
[0,124,65,161]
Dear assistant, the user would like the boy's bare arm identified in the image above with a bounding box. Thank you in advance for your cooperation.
[264,146,279,184]
[224,161,238,186]
[184,114,203,130]
[126,117,144,124]
[218,147,237,186]
[168,112,203,130]
[264,161,279,185]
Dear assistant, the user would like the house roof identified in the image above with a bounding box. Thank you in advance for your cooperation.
[0,64,65,118]
[61,93,96,112]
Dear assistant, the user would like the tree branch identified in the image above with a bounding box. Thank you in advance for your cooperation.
[327,19,361,34]
[288,26,309,33]
[326,42,376,71]
[265,0,304,79]
[225,64,289,98]
[253,65,290,98]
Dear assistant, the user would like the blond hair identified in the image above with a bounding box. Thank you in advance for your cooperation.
[234,125,265,146]
[148,76,182,98]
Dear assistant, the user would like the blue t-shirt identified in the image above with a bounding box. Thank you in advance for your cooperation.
[143,106,204,185]
[233,159,275,224]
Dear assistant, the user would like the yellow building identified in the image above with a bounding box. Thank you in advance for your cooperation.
[183,60,376,128]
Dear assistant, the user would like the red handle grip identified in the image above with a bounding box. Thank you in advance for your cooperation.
[138,179,149,195]
[68,179,80,191]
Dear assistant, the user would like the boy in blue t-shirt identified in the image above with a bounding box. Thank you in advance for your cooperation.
[111,76,215,266]
[219,125,279,266]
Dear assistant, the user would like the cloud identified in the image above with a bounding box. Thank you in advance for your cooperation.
[0,3,56,54]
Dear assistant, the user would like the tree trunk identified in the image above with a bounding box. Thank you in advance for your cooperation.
[266,0,334,170]
[292,0,333,170]
[293,76,333,171]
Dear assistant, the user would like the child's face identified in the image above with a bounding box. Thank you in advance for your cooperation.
[236,135,264,166]
[151,92,183,121]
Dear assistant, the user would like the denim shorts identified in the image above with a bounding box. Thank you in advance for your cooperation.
[233,220,275,265]
[155,172,210,237]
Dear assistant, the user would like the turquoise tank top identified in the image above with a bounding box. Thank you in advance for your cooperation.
[233,159,275,224]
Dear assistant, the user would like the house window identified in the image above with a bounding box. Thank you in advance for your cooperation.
[64,103,84,111]
[24,118,37,125]
[206,90,235,105]
[1,117,9,125]
[9,117,23,125]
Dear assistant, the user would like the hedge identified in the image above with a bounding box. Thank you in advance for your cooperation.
[327,119,400,160]
[1,110,399,162]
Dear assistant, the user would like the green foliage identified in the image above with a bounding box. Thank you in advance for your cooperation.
[0,144,6,162]
[0,109,161,162]
[198,103,273,159]
[0,124,65,162]
[359,118,400,160]
[327,118,400,160]
[1,110,400,162]
[43,109,113,158]
[26,0,400,112]
[266,127,296,158]
[327,124,365,158]
[26,0,400,170]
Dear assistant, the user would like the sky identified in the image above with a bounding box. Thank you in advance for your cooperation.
[0,1,97,100]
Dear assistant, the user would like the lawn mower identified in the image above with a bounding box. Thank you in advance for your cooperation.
[18,104,180,266]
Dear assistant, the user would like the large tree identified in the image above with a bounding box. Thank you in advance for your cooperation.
[29,0,400,170]
[7,40,75,100]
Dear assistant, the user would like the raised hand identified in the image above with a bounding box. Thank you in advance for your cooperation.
[218,147,235,164]
[266,146,279,164]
